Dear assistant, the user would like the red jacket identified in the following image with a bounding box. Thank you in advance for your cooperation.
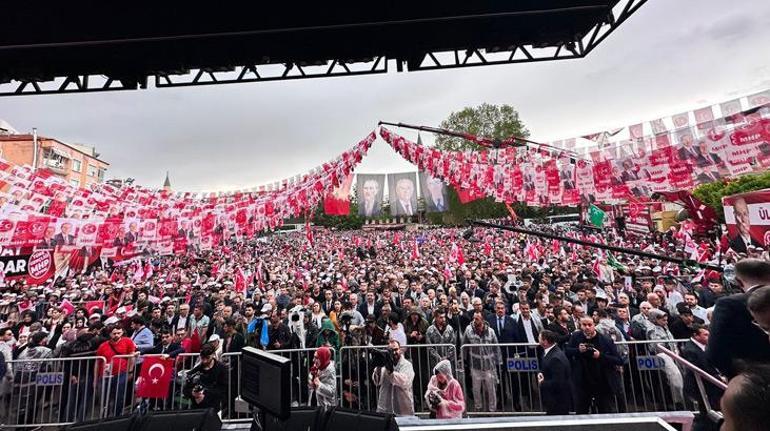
[97,337,136,376]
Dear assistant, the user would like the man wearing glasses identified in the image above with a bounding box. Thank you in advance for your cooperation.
[707,259,770,378]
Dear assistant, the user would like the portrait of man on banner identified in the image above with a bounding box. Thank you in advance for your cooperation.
[419,172,448,213]
[724,192,767,254]
[388,172,418,216]
[356,174,384,217]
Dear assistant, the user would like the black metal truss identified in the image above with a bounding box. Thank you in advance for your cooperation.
[0,0,645,96]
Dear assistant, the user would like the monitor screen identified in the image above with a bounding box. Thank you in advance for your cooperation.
[241,347,292,420]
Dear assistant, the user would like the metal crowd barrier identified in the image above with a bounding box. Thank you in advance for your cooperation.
[459,339,693,416]
[1,355,107,429]
[338,344,458,414]
[1,339,718,428]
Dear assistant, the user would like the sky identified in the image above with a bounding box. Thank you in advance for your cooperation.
[1,0,769,193]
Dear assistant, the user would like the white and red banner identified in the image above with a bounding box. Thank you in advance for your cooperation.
[723,189,770,253]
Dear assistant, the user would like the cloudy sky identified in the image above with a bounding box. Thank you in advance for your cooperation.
[1,0,769,193]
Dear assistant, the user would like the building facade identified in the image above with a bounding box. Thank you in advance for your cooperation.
[0,134,109,188]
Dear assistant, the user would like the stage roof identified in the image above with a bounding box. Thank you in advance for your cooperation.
[0,1,647,96]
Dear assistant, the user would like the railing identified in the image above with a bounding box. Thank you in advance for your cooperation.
[0,339,726,428]
[657,345,726,425]
[339,343,458,414]
[1,355,107,428]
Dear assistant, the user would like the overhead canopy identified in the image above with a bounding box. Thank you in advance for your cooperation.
[0,1,646,95]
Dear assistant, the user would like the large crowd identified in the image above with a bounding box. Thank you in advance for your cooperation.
[0,221,769,427]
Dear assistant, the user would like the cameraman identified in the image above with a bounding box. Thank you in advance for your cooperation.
[565,316,624,413]
[184,343,229,412]
[372,339,415,416]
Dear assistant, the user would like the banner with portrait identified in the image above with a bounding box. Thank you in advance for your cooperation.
[356,174,385,217]
[419,172,448,213]
[388,172,418,216]
[723,189,770,253]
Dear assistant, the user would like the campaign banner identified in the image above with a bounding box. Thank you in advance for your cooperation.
[723,188,770,253]
[419,172,449,213]
[388,172,418,216]
[356,174,385,217]
[622,203,653,233]
[0,249,56,284]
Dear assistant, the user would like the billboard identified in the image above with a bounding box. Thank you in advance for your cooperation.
[419,172,449,213]
[356,174,385,217]
[388,172,418,216]
[723,188,770,253]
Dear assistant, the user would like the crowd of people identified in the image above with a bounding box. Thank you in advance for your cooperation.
[0,221,768,428]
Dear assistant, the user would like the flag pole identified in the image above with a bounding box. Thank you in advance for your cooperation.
[468,219,724,272]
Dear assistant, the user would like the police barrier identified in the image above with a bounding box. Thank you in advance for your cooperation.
[620,339,689,414]
[0,339,694,427]
[1,355,107,429]
[253,347,324,410]
[339,344,458,414]
[461,342,542,415]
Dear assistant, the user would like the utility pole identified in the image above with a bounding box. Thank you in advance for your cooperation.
[32,127,38,172]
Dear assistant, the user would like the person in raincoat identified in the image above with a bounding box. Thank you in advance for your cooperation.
[373,339,415,416]
[316,318,340,353]
[424,359,465,419]
[309,346,337,409]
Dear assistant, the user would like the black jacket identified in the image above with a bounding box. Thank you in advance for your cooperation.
[184,360,229,411]
[565,331,623,393]
[145,341,185,358]
[681,340,723,411]
[487,314,518,343]
[538,345,572,415]
[706,290,770,378]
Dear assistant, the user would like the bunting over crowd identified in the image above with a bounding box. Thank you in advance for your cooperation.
[0,91,768,284]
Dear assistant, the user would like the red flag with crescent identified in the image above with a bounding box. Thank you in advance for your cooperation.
[136,356,174,398]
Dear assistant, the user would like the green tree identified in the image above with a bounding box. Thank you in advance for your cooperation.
[435,103,530,151]
[693,170,770,222]
[431,103,530,223]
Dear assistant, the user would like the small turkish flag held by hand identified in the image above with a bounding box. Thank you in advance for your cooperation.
[136,356,174,398]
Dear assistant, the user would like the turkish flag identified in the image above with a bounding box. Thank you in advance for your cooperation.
[85,300,105,315]
[136,356,174,398]
[455,186,483,204]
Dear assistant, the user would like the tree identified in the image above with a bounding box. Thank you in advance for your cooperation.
[431,103,530,223]
[435,103,530,151]
[693,170,770,222]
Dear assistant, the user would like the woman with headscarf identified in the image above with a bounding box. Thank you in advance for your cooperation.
[309,346,337,409]
[424,359,465,419]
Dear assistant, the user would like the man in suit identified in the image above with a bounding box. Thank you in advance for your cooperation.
[52,222,76,246]
[537,330,572,415]
[124,221,139,244]
[728,197,761,253]
[487,301,517,342]
[560,165,576,190]
[677,132,709,166]
[392,177,416,216]
[423,176,448,212]
[359,179,382,217]
[707,259,770,378]
[681,324,723,411]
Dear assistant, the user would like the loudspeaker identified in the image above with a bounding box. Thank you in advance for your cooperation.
[66,415,137,431]
[66,409,221,431]
[137,408,221,431]
[264,407,322,431]
[325,408,397,431]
